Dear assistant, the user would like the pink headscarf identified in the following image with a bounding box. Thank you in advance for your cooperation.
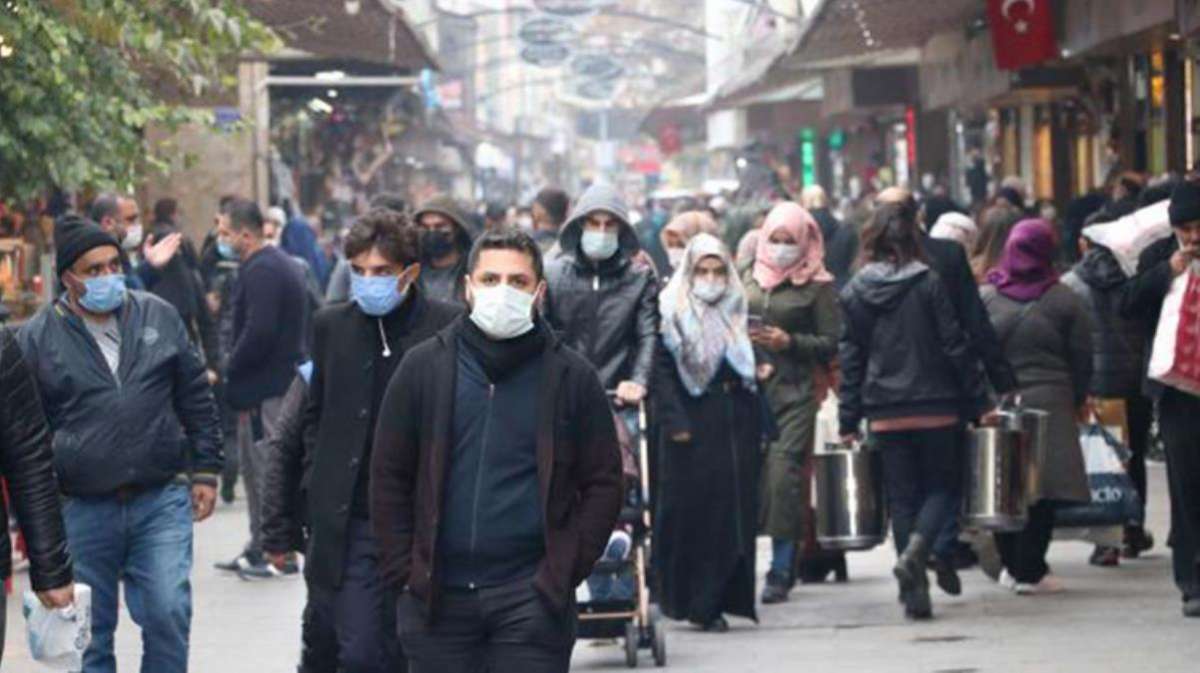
[752,201,833,291]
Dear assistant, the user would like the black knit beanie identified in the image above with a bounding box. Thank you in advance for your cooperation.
[54,214,119,277]
[1168,181,1200,227]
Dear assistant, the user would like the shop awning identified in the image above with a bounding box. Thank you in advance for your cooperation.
[246,0,438,71]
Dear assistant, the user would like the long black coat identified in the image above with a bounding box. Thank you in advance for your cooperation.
[653,347,761,625]
[302,292,460,590]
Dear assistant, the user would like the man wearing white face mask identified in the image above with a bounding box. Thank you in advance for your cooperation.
[269,209,459,670]
[372,229,623,673]
[544,183,659,410]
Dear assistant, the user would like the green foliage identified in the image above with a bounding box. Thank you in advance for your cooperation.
[0,0,278,201]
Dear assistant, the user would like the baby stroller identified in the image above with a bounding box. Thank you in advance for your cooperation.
[576,400,666,668]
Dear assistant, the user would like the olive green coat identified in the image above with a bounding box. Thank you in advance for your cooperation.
[743,275,841,540]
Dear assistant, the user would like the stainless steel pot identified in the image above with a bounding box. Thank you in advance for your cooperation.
[963,426,1028,531]
[812,443,887,551]
[994,405,1051,502]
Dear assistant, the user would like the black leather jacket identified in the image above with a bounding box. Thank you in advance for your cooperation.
[1062,247,1146,398]
[544,185,659,392]
[260,374,313,556]
[0,328,73,590]
[838,262,988,435]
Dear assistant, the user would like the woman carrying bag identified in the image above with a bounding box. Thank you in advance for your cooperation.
[653,233,763,633]
[983,218,1094,595]
[743,202,841,604]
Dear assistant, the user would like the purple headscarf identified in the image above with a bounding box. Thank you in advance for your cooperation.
[986,218,1060,302]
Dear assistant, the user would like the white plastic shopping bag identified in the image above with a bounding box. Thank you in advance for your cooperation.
[23,583,91,671]
[1080,200,1171,277]
[1148,263,1200,396]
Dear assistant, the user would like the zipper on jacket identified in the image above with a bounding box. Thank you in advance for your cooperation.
[592,274,599,292]
[466,382,495,590]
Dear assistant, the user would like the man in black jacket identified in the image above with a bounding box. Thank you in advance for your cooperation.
[414,194,475,307]
[1121,180,1200,618]
[0,327,75,663]
[264,209,459,671]
[801,185,858,289]
[371,229,623,673]
[19,215,222,672]
[215,198,309,578]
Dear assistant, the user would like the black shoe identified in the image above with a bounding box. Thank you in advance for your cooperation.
[1123,528,1154,559]
[1089,546,1120,567]
[1183,598,1200,618]
[238,560,277,581]
[894,534,932,620]
[220,477,236,504]
[215,552,259,573]
[761,570,792,604]
[702,616,729,633]
[930,557,962,596]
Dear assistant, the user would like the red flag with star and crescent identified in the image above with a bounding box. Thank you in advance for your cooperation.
[987,0,1058,70]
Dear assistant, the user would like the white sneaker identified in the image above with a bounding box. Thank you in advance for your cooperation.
[998,569,1019,592]
[1015,575,1065,595]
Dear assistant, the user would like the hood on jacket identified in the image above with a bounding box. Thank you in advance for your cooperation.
[1074,245,1126,291]
[559,183,640,263]
[847,261,930,312]
[414,195,476,253]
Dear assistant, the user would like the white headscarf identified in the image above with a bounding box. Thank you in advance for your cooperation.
[658,234,756,397]
[930,211,979,251]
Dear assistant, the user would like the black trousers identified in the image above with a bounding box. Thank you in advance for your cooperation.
[1125,394,1154,514]
[1159,389,1200,601]
[305,518,404,673]
[996,500,1056,584]
[876,426,963,556]
[397,579,576,673]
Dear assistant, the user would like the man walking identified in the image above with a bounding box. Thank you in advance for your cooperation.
[371,229,623,672]
[264,209,459,671]
[413,194,475,307]
[0,326,75,664]
[215,198,309,579]
[18,214,222,672]
[1122,180,1200,618]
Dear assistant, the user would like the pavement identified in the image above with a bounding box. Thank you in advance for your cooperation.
[4,463,1198,672]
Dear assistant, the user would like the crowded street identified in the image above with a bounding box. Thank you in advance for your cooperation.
[4,1,1200,672]
[2,466,1197,671]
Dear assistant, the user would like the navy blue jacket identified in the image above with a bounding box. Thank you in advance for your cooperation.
[18,291,222,496]
[226,245,309,410]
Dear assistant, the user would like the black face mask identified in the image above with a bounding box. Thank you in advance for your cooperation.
[421,229,456,260]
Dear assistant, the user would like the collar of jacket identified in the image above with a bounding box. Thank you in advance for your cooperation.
[568,248,631,277]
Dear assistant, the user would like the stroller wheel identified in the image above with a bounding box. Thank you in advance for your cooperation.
[624,622,639,668]
[651,618,667,667]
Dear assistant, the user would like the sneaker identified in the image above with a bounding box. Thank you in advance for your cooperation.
[930,558,962,596]
[276,557,301,577]
[238,561,277,581]
[1123,528,1155,559]
[761,570,792,605]
[1014,575,1064,596]
[1183,598,1200,618]
[220,477,236,505]
[214,552,260,573]
[1089,546,1120,567]
[998,569,1019,592]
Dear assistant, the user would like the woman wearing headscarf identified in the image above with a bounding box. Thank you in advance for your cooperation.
[983,219,1094,595]
[742,202,842,604]
[653,233,763,633]
[930,211,980,252]
[660,211,719,274]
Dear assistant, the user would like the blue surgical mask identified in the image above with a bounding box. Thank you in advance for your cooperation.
[77,273,127,314]
[217,239,237,260]
[351,273,406,317]
[580,229,620,261]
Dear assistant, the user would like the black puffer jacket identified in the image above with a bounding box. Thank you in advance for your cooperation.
[838,262,987,435]
[0,328,73,591]
[18,292,223,496]
[1062,246,1147,398]
[544,184,658,391]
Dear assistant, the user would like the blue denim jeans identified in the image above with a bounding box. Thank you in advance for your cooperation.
[63,482,193,673]
[770,538,796,578]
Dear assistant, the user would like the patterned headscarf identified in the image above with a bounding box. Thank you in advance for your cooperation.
[752,201,833,291]
[659,210,719,251]
[659,233,757,397]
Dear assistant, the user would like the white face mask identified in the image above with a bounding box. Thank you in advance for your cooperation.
[766,243,801,269]
[667,247,686,269]
[580,229,619,261]
[691,278,727,304]
[469,282,537,340]
[122,224,144,251]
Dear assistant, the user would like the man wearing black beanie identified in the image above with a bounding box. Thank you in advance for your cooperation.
[18,213,223,669]
[1121,179,1200,618]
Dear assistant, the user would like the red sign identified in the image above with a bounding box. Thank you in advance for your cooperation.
[987,0,1058,71]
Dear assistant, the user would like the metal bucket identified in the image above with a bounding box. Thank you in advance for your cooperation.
[995,406,1051,502]
[963,426,1028,531]
[813,443,887,551]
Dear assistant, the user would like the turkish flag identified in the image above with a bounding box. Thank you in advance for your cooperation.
[987,0,1058,70]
